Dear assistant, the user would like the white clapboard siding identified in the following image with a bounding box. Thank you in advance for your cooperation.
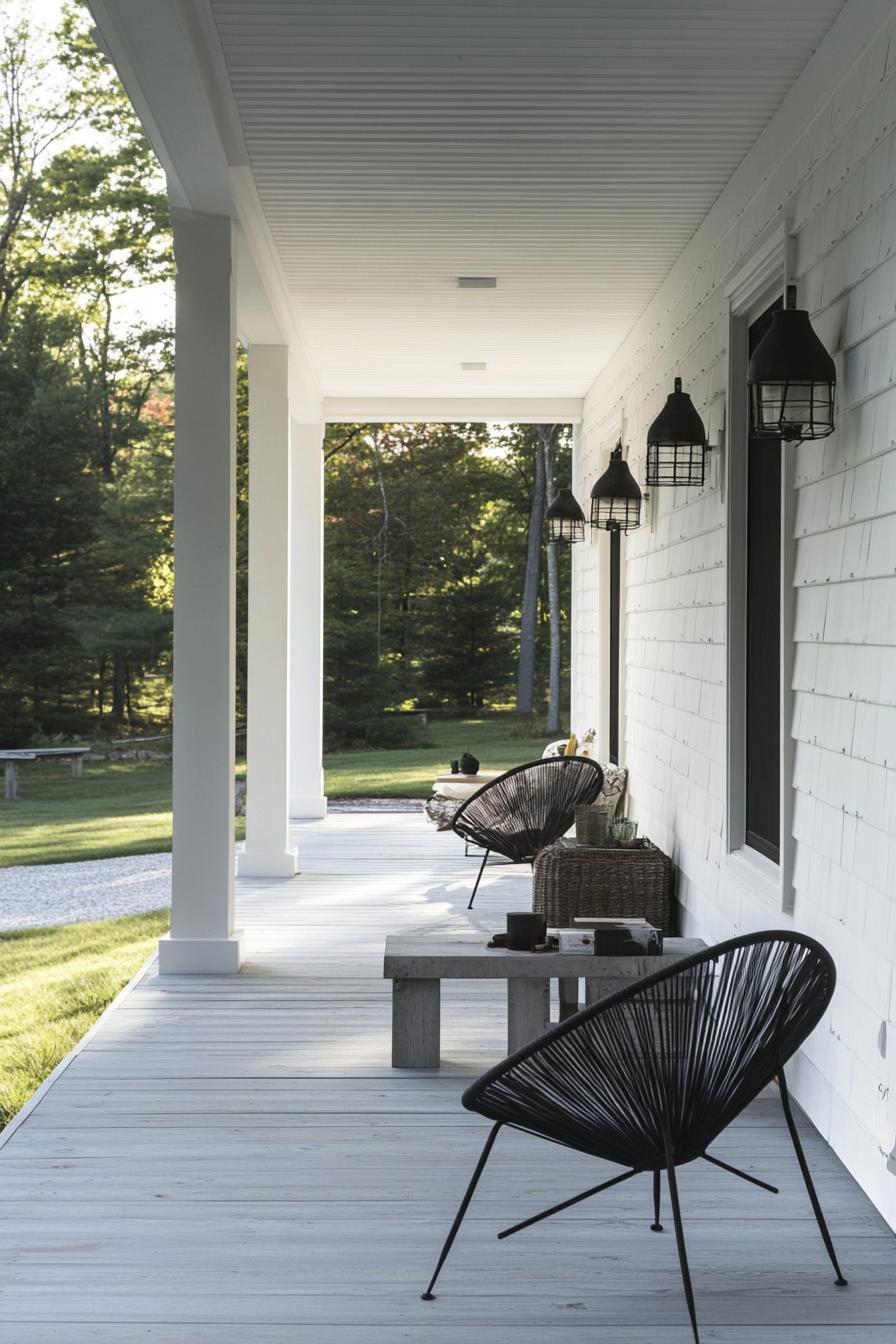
[573,4,896,1233]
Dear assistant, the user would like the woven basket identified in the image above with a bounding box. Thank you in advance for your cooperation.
[532,837,675,932]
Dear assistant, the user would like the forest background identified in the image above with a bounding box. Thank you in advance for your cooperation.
[0,4,572,757]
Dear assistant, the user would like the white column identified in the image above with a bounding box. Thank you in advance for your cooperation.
[289,419,327,819]
[238,346,298,877]
[159,209,242,975]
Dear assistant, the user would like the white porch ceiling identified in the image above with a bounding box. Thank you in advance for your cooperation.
[208,0,844,401]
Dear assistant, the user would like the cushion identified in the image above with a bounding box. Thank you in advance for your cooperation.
[424,797,463,831]
[597,764,628,818]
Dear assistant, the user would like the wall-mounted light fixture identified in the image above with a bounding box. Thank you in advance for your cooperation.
[747,284,836,441]
[590,441,642,532]
[646,377,710,487]
[545,487,586,544]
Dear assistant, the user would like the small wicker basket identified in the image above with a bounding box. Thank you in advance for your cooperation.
[533,837,676,932]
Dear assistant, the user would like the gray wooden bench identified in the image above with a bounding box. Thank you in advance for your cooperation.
[1,747,90,801]
[383,933,705,1068]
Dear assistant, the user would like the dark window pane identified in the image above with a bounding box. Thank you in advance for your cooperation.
[745,300,782,863]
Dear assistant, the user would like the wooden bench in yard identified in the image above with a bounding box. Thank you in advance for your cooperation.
[384,933,705,1068]
[1,747,91,802]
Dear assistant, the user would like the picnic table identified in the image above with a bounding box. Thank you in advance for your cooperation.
[1,747,90,802]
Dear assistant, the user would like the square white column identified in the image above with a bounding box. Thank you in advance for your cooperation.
[238,346,298,878]
[289,419,327,819]
[160,209,242,974]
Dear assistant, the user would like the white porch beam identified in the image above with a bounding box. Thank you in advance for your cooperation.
[159,210,242,975]
[322,397,583,425]
[238,346,298,878]
[289,419,327,819]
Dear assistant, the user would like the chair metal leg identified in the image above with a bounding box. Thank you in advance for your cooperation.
[421,1123,501,1300]
[701,1151,779,1195]
[778,1069,848,1286]
[467,849,491,910]
[664,1139,700,1344]
[497,1167,638,1240]
[651,1168,663,1231]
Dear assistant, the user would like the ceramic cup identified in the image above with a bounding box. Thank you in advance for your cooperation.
[506,911,547,951]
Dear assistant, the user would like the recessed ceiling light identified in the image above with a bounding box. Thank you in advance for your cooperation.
[461,362,487,371]
[457,276,497,288]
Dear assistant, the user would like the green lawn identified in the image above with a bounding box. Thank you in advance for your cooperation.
[0,717,553,866]
[0,759,177,868]
[0,909,169,1128]
[0,758,246,868]
[324,715,553,797]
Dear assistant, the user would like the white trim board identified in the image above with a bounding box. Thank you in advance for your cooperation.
[322,397,583,425]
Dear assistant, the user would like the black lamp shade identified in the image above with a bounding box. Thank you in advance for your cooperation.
[646,377,708,486]
[748,287,836,440]
[545,487,585,544]
[590,443,641,532]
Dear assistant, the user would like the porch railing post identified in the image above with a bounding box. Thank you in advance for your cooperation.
[238,345,298,877]
[288,419,327,819]
[160,209,242,973]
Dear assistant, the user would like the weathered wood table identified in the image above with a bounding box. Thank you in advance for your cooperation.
[383,933,705,1068]
[1,747,90,801]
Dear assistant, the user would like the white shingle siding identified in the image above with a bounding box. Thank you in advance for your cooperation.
[573,2,896,1229]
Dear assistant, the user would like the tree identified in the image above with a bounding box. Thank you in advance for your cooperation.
[543,426,563,734]
[323,421,525,744]
[0,305,101,741]
[515,426,547,715]
[0,5,174,738]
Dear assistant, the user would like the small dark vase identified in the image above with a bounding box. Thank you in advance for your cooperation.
[460,751,480,775]
[506,911,547,951]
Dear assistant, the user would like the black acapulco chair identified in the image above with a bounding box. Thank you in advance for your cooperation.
[421,930,847,1344]
[451,755,604,909]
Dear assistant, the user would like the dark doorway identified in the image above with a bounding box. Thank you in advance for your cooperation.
[745,298,782,862]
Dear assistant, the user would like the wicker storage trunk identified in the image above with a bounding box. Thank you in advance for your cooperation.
[533,838,676,932]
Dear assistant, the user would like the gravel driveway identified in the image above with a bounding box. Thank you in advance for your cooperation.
[0,802,422,930]
[0,853,172,930]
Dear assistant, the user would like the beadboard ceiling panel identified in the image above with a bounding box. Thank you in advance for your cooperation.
[209,0,844,399]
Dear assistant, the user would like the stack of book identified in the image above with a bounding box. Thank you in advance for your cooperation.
[572,916,663,956]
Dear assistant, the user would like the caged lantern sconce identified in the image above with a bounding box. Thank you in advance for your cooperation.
[646,377,710,487]
[747,284,836,441]
[545,487,586,544]
[590,441,642,532]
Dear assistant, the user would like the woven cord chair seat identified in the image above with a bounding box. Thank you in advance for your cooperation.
[463,931,833,1167]
[422,931,847,1343]
[451,756,604,908]
[452,755,604,860]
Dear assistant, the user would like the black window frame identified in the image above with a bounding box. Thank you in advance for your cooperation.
[744,298,783,864]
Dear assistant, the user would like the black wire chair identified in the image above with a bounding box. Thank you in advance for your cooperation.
[451,755,604,909]
[421,930,847,1343]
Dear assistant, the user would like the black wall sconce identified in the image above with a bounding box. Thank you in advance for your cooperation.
[545,487,586,544]
[590,441,642,532]
[748,284,836,441]
[646,377,710,487]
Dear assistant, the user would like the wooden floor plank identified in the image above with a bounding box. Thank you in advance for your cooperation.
[0,812,892,1339]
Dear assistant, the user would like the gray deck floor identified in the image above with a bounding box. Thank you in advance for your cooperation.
[0,811,893,1341]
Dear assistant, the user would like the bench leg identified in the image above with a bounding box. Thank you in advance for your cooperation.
[4,763,17,802]
[71,756,83,779]
[392,979,440,1068]
[507,979,549,1054]
[558,976,579,1019]
[585,976,628,1006]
